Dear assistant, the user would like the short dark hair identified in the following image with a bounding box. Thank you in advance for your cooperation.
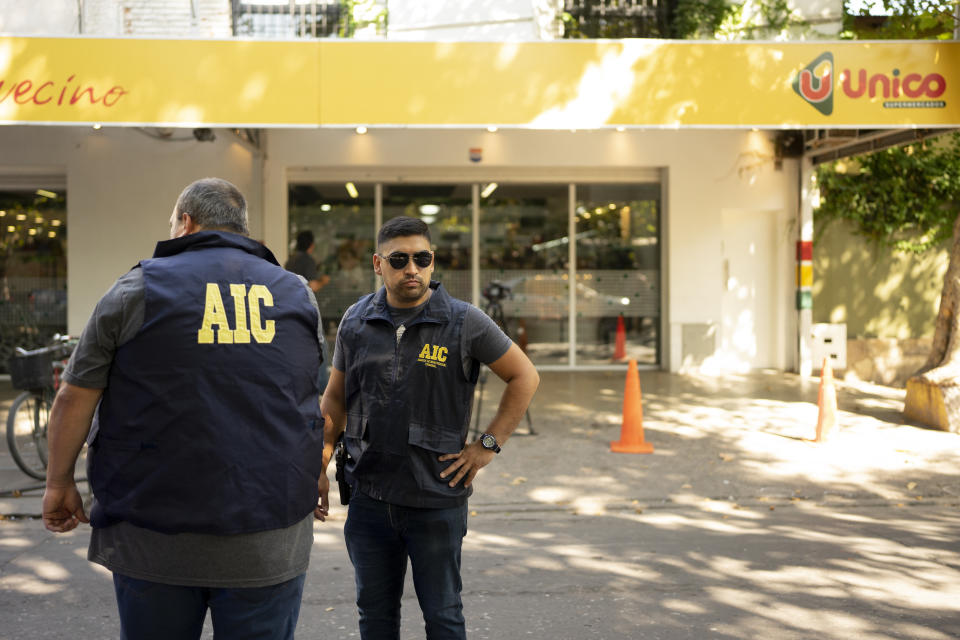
[174,178,248,236]
[377,216,431,249]
[295,230,315,252]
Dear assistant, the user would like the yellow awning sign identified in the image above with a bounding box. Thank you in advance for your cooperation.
[0,37,956,128]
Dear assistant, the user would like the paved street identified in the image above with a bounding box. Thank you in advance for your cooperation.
[2,370,959,639]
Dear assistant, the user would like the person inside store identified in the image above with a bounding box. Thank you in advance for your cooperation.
[285,228,332,391]
[317,215,540,639]
[285,229,331,293]
[41,177,326,640]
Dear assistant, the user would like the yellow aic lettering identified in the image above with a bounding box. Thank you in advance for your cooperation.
[247,284,275,343]
[417,343,448,367]
[197,283,275,345]
[229,284,251,344]
[198,283,233,344]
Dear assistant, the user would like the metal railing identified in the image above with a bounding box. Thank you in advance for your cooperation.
[564,0,659,19]
[562,0,660,37]
[232,0,342,39]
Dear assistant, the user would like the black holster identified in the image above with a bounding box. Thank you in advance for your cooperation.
[334,434,351,506]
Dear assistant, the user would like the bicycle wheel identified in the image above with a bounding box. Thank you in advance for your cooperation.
[6,390,51,480]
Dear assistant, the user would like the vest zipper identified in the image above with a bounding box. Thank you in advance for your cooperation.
[393,324,406,383]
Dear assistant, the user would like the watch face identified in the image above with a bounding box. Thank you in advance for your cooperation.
[481,434,496,449]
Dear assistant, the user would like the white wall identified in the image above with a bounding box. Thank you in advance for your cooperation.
[0,0,79,34]
[792,0,843,37]
[0,0,233,37]
[0,125,262,333]
[386,0,555,40]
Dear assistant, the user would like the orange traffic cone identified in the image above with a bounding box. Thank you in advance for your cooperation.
[815,357,838,442]
[612,315,626,361]
[611,359,654,454]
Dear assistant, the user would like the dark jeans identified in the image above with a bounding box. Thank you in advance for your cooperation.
[112,573,306,640]
[344,492,468,640]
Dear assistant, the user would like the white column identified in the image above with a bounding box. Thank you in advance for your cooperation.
[374,183,383,234]
[261,148,288,264]
[472,183,481,307]
[798,156,816,377]
[568,183,577,366]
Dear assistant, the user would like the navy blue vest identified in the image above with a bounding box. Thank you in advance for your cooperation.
[89,231,324,535]
[338,282,479,509]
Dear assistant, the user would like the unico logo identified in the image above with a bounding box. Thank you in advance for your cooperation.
[793,52,834,116]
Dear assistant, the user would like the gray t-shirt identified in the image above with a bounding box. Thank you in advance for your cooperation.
[66,267,323,588]
[332,295,513,379]
[283,251,318,282]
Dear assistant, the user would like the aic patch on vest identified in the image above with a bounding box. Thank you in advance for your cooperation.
[198,282,275,344]
[418,343,448,368]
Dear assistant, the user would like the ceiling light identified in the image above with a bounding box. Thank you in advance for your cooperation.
[320,204,332,212]
[480,182,498,198]
[355,126,368,135]
[35,216,44,223]
[35,189,57,199]
[608,203,616,210]
[51,219,62,226]
[419,204,440,215]
[486,126,498,133]
[16,213,26,221]
[345,182,359,198]
[0,211,5,217]
[6,226,13,232]
[28,228,36,236]
[48,231,56,238]
[616,126,626,132]
[93,123,102,130]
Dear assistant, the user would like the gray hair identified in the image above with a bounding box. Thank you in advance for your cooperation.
[174,178,249,236]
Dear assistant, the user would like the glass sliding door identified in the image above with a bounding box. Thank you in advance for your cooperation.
[288,176,662,369]
[382,183,473,303]
[479,184,569,366]
[288,183,376,336]
[574,183,661,365]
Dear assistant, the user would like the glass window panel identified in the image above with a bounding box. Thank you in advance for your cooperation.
[479,184,569,366]
[382,183,473,304]
[0,189,68,367]
[575,183,661,366]
[288,183,376,336]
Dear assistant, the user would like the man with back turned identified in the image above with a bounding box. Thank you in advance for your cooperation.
[42,177,326,640]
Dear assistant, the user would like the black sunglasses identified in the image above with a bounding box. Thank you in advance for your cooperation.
[379,251,433,270]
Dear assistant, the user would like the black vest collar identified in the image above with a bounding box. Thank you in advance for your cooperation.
[363,280,452,324]
[151,231,280,266]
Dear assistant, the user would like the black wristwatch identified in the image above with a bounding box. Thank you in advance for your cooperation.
[479,433,501,454]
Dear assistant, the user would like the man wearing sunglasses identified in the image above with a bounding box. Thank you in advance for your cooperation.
[319,216,539,639]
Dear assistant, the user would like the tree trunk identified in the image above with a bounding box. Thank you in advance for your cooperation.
[904,213,960,431]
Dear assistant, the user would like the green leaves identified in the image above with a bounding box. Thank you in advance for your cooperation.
[842,0,959,39]
[815,134,960,254]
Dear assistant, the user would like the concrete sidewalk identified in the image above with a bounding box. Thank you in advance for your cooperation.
[2,370,960,639]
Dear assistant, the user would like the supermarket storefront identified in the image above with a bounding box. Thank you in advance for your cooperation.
[0,37,956,371]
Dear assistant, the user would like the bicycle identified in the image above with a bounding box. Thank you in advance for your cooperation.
[6,334,76,480]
